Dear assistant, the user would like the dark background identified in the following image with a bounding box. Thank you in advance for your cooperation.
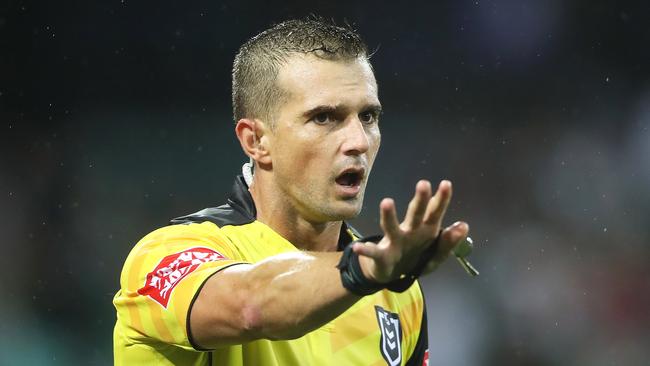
[2,0,650,364]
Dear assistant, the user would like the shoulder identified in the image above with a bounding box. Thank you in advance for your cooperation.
[170,204,254,228]
[135,221,228,249]
[119,221,242,282]
[127,198,257,255]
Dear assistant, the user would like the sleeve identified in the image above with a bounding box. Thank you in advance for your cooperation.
[405,286,429,366]
[113,222,248,350]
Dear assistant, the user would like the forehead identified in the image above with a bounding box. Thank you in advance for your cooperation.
[275,54,379,113]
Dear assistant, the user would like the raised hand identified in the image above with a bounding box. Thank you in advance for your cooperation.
[354,180,469,283]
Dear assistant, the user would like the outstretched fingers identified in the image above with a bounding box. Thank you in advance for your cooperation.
[379,198,401,240]
[402,180,433,230]
[423,180,453,226]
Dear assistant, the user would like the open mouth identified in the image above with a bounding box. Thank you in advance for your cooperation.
[335,168,364,188]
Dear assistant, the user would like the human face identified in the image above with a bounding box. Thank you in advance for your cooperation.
[267,54,382,223]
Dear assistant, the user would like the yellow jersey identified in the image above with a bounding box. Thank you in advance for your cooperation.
[113,176,429,365]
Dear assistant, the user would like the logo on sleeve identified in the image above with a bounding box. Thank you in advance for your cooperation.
[375,305,402,366]
[137,247,226,308]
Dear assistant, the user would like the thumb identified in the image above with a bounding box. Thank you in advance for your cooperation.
[436,221,469,260]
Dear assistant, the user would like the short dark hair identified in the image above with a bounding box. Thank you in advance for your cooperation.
[232,18,370,126]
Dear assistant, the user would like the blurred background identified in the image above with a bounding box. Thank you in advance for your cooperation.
[2,0,649,364]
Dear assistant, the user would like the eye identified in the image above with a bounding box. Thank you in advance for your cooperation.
[359,110,378,124]
[312,112,332,125]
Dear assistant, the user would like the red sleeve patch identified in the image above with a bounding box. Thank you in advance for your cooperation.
[423,349,429,366]
[137,247,227,308]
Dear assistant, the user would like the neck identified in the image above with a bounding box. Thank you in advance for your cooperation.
[248,173,342,252]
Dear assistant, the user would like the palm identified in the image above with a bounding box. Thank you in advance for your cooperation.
[354,180,469,283]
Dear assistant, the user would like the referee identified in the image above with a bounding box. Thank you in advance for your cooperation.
[113,18,470,366]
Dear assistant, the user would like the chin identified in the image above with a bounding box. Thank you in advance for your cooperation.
[328,201,363,221]
[307,190,366,222]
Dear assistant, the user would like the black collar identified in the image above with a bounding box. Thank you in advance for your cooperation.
[227,175,257,222]
[171,175,361,250]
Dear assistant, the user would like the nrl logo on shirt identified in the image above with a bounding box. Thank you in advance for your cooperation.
[375,305,402,366]
[137,247,226,308]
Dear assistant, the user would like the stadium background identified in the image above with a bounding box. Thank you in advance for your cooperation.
[2,0,649,364]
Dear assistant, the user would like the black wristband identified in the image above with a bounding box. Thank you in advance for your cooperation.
[336,235,385,296]
[337,232,442,294]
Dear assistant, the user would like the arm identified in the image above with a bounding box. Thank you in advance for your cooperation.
[190,250,356,347]
[190,180,469,349]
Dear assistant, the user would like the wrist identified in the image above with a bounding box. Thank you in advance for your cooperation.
[337,233,443,295]
[356,253,381,284]
[336,238,385,296]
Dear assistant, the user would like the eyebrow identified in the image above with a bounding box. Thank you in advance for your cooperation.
[301,103,383,118]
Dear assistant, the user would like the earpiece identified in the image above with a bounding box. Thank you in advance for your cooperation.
[243,120,257,186]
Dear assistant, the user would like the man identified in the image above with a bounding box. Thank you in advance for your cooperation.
[113,18,470,365]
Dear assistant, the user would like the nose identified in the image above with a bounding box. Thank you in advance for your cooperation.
[341,118,370,156]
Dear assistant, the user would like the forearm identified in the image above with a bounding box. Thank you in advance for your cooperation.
[190,251,360,348]
[242,251,359,339]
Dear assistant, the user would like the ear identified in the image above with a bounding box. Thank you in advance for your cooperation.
[235,118,272,166]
